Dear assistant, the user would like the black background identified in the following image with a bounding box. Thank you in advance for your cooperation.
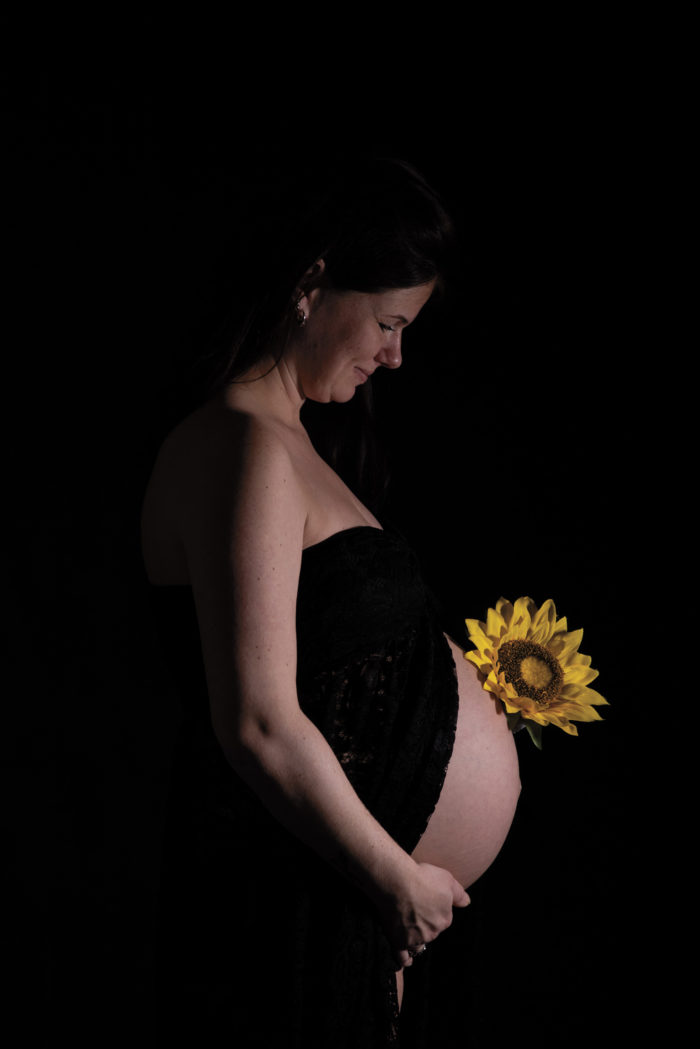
[8,38,666,1049]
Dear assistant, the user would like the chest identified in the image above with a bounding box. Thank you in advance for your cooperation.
[292,441,381,548]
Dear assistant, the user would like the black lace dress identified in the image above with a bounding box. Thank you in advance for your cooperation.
[152,525,459,1047]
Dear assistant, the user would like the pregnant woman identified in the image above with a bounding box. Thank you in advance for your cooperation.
[141,157,521,1047]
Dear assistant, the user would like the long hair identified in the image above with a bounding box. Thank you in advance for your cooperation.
[189,154,455,509]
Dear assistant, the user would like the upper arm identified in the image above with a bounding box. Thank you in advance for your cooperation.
[176,416,307,746]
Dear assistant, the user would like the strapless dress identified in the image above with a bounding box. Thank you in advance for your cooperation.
[151,525,459,1048]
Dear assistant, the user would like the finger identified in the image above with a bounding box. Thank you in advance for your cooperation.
[395,950,413,969]
[407,943,428,959]
[452,883,471,907]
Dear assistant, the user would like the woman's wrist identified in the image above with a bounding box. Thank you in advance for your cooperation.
[361,846,420,911]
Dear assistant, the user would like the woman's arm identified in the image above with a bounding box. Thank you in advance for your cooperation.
[176,412,469,966]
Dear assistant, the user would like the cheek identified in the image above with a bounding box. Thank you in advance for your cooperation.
[316,329,360,374]
[303,307,368,384]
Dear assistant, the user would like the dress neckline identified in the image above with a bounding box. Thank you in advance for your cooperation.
[301,525,384,557]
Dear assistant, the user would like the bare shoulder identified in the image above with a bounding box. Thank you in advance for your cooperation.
[142,402,307,584]
[155,403,302,516]
[152,402,291,482]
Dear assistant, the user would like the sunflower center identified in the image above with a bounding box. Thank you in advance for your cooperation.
[520,655,553,689]
[498,639,563,709]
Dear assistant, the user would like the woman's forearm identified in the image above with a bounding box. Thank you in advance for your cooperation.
[215,707,417,907]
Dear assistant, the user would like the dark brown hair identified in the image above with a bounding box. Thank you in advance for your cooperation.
[195,155,454,396]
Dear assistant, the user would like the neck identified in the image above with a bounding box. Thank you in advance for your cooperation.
[220,355,305,427]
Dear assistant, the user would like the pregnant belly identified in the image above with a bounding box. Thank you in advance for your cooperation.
[411,636,521,888]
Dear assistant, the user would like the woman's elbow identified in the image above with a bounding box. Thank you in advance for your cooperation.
[211,703,300,773]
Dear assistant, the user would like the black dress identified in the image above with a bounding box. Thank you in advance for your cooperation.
[151,525,459,1047]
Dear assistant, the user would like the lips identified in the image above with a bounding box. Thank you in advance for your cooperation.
[354,366,373,382]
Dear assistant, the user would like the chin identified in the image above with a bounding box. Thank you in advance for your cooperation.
[332,389,358,404]
[312,386,357,405]
[305,377,360,405]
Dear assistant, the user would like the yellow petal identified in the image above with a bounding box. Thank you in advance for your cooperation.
[465,651,491,674]
[465,620,493,656]
[531,599,557,641]
[523,710,549,727]
[495,598,515,628]
[509,693,538,715]
[559,703,604,723]
[550,627,584,662]
[511,597,533,639]
[562,664,599,686]
[486,606,507,641]
[544,710,579,734]
[530,621,553,645]
[573,686,609,706]
[560,721,579,736]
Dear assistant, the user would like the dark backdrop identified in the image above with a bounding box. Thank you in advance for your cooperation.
[9,60,658,1048]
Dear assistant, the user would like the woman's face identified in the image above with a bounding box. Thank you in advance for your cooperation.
[291,281,436,404]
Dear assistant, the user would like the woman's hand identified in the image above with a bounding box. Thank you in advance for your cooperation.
[377,861,470,969]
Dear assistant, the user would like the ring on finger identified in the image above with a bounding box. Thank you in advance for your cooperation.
[407,944,427,958]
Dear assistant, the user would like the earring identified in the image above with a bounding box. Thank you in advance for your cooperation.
[294,294,307,328]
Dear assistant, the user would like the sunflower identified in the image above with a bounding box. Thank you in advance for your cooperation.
[465,597,608,748]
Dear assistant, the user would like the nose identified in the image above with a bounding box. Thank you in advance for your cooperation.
[375,337,402,370]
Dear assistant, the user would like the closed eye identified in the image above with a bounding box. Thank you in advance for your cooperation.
[379,323,397,333]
